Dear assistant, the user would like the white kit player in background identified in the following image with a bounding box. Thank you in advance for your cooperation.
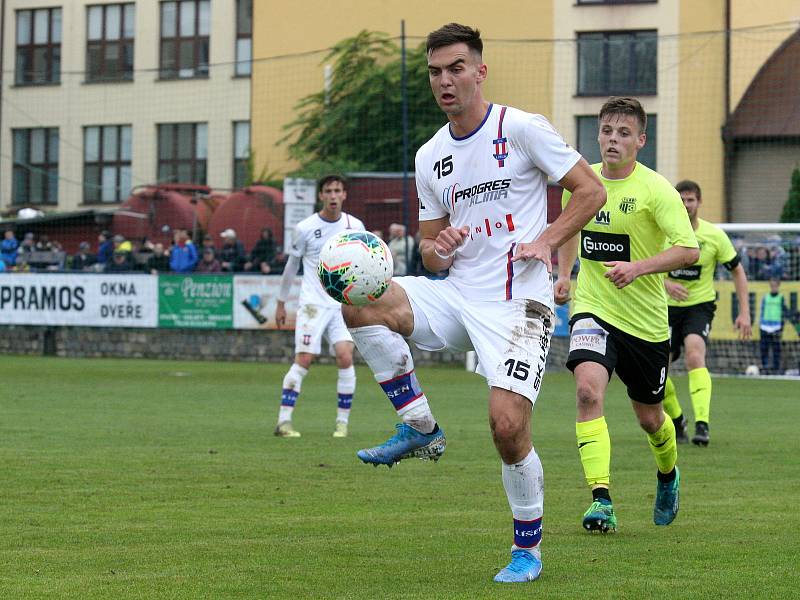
[340,24,606,583]
[274,175,366,438]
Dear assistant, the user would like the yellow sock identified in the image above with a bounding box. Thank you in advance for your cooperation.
[648,415,677,474]
[576,417,611,488]
[661,376,683,420]
[689,367,712,424]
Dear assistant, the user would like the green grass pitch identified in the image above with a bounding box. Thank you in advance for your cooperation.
[1,356,797,598]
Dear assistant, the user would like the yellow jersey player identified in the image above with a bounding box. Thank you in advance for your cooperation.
[662,180,752,446]
[556,97,699,533]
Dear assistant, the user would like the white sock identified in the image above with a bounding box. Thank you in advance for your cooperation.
[336,366,356,424]
[279,363,307,423]
[502,447,544,559]
[349,325,436,433]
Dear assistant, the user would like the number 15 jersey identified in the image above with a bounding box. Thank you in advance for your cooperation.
[415,104,581,307]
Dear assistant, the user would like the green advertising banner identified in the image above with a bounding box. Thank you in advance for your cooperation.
[158,275,234,329]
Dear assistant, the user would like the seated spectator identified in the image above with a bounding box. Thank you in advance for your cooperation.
[196,247,222,273]
[97,231,114,266]
[1,230,19,267]
[19,232,36,254]
[387,223,415,276]
[105,249,134,273]
[245,227,276,274]
[146,243,171,274]
[169,228,198,273]
[201,233,217,255]
[219,229,246,272]
[751,246,773,281]
[70,242,97,271]
[35,234,53,251]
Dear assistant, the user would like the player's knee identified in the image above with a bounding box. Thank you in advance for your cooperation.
[576,381,602,412]
[489,412,524,446]
[295,354,313,369]
[637,410,662,433]
[684,349,705,369]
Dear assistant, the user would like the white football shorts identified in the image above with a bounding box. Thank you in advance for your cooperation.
[394,276,554,404]
[294,303,353,355]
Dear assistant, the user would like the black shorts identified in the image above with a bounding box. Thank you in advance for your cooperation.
[566,312,670,404]
[668,301,716,361]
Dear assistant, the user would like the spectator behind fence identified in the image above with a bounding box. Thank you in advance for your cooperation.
[219,228,246,272]
[169,228,198,273]
[70,241,96,271]
[196,247,222,273]
[19,232,35,254]
[97,231,114,266]
[245,227,277,274]
[105,249,134,273]
[35,234,53,251]
[1,230,19,266]
[759,278,790,374]
[387,223,415,276]
[146,243,171,274]
[201,233,217,255]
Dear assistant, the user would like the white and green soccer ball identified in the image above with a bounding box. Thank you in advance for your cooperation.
[318,231,393,306]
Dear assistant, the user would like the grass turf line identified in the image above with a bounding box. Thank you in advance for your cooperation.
[0,356,797,598]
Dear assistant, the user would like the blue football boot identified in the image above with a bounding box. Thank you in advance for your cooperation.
[356,423,446,467]
[654,466,680,526]
[493,550,542,583]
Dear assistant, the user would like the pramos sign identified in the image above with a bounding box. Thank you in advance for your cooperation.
[0,274,158,327]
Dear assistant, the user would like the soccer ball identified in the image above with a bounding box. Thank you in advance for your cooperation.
[744,364,760,377]
[318,231,393,306]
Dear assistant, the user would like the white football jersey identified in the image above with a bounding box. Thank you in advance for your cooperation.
[290,211,366,307]
[415,104,581,306]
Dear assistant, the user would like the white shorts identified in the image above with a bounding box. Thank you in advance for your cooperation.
[294,303,352,355]
[394,277,554,404]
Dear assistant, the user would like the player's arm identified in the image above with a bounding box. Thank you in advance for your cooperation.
[275,253,300,328]
[514,159,606,272]
[418,216,469,273]
[664,277,689,301]
[605,245,699,289]
[728,261,752,339]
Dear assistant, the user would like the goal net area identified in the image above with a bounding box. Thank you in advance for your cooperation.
[699,224,800,377]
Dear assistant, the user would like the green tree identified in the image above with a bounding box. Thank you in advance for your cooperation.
[779,167,800,223]
[283,31,445,177]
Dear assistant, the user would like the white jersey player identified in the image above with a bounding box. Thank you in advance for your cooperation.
[340,24,606,584]
[274,175,365,439]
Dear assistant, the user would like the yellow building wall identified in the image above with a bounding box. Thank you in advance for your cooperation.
[677,0,727,222]
[730,0,800,109]
[252,1,553,176]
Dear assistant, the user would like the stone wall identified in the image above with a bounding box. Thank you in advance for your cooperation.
[0,324,571,369]
[3,325,793,375]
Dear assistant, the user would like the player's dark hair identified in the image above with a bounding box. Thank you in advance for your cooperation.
[426,23,482,56]
[599,97,647,134]
[318,174,347,193]
[675,179,702,200]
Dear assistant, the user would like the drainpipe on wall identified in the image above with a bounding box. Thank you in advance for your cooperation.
[0,0,6,215]
[723,0,733,221]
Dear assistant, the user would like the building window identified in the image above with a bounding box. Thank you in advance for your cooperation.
[233,121,250,188]
[577,30,657,96]
[158,123,207,184]
[84,125,132,203]
[576,114,658,170]
[15,8,62,85]
[235,0,252,76]
[159,0,210,79]
[13,128,59,205]
[87,4,135,82]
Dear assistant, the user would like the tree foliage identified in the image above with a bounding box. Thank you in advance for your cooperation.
[283,31,445,178]
[779,167,800,223]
